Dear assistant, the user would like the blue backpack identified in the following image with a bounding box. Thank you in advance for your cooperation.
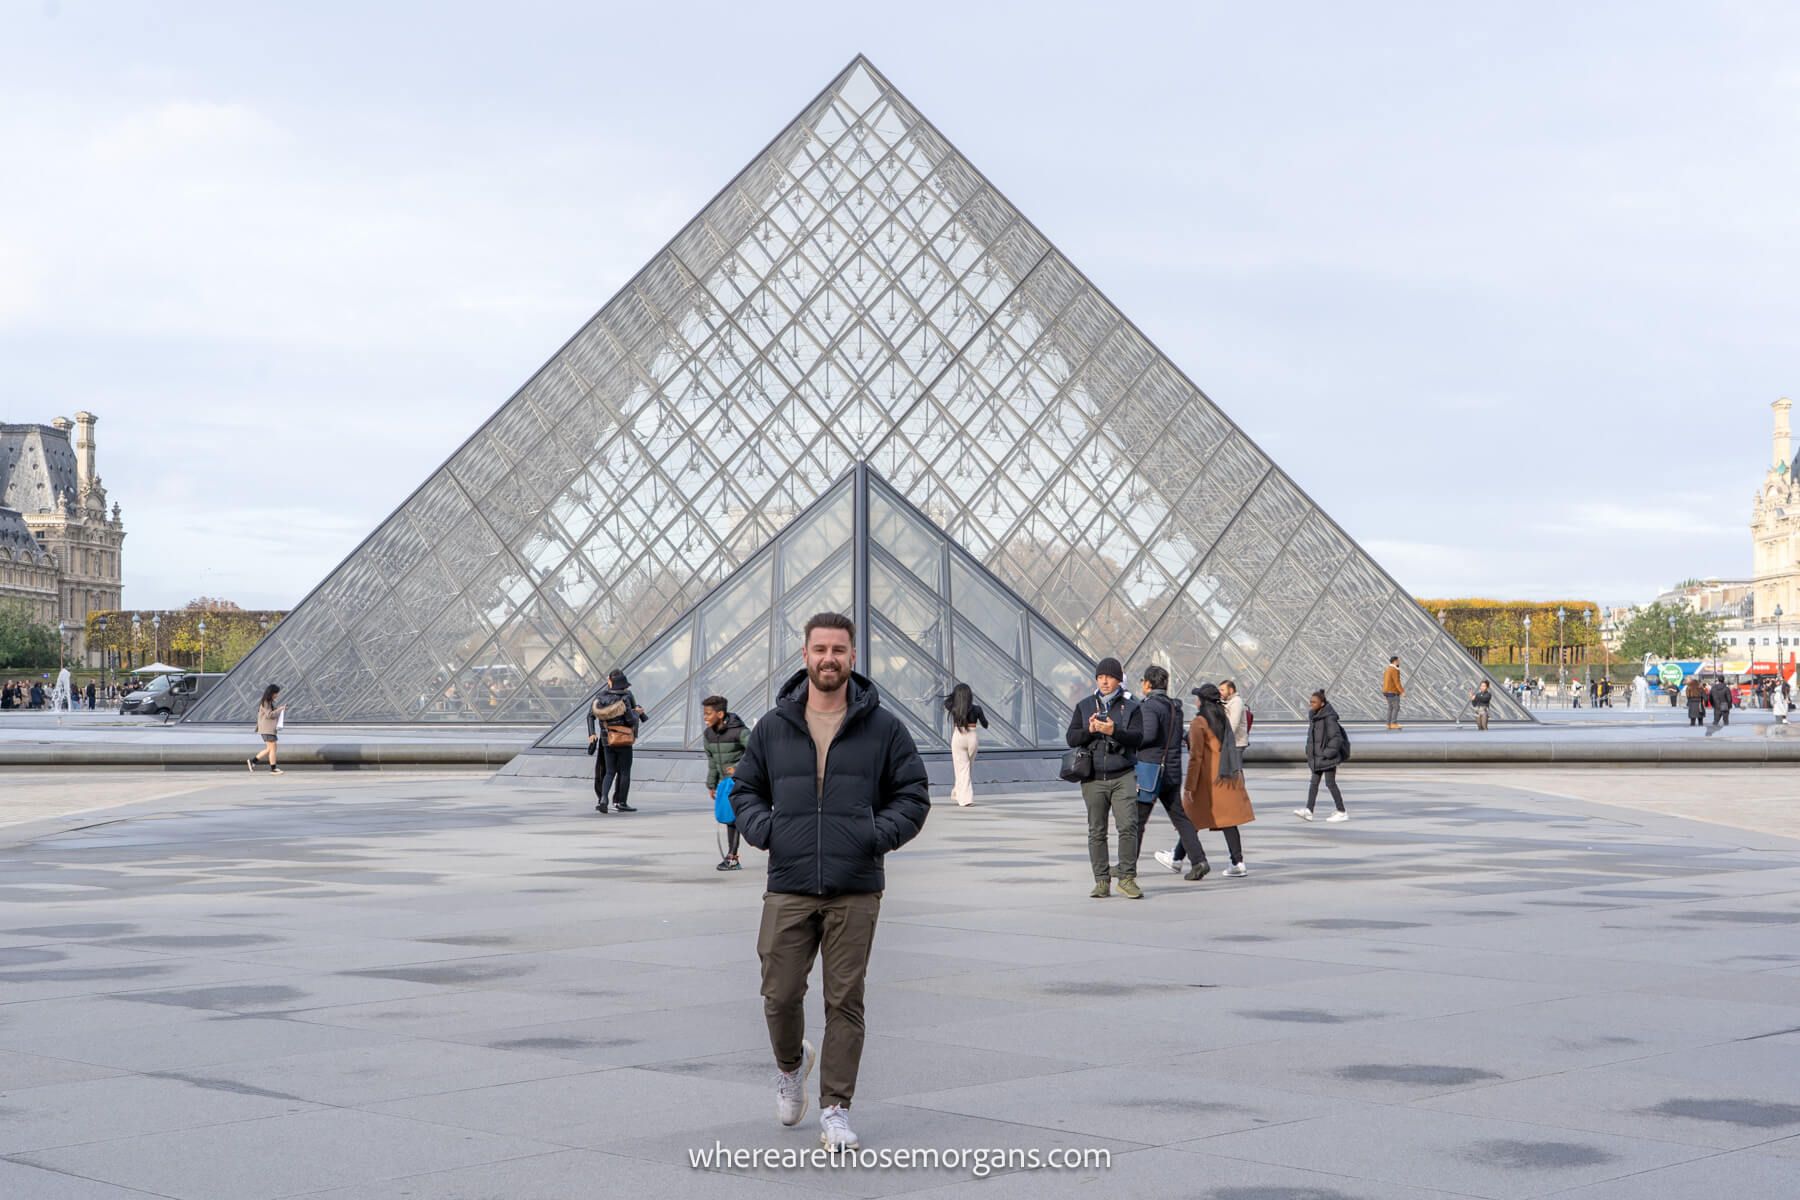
[713,777,736,824]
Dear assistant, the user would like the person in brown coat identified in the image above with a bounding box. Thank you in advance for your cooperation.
[1181,683,1253,876]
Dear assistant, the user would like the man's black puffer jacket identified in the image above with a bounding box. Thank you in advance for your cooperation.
[729,670,930,896]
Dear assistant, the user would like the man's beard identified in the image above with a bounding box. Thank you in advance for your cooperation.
[807,661,849,693]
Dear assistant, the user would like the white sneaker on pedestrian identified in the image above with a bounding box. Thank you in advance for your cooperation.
[777,1039,815,1127]
[1153,850,1180,873]
[1325,811,1348,823]
[1294,808,1314,821]
[1223,862,1248,877]
[820,1103,859,1150]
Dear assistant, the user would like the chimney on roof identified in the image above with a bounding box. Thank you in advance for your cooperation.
[73,412,96,496]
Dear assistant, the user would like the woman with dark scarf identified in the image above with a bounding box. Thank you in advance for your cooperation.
[1181,683,1254,876]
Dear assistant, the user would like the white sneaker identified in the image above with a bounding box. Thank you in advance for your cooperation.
[776,1039,815,1127]
[1153,850,1180,873]
[1325,811,1348,823]
[820,1103,859,1150]
[1223,862,1248,877]
[1294,808,1314,821]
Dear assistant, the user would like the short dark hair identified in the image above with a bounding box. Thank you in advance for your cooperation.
[803,611,855,643]
[1141,664,1168,691]
[1312,689,1328,703]
[1220,678,1236,690]
[702,695,727,711]
[1390,655,1399,664]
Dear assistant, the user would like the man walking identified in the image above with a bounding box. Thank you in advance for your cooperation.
[1707,676,1734,734]
[702,695,750,871]
[1470,680,1493,731]
[1382,655,1404,730]
[1066,657,1144,899]
[1135,667,1206,882]
[730,612,929,1151]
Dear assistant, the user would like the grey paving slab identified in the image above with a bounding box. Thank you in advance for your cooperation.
[1179,1106,1713,1199]
[4,1013,406,1073]
[640,1032,1079,1099]
[0,769,1795,1199]
[160,1038,597,1106]
[0,1159,159,1200]
[890,1061,1351,1144]
[365,1065,780,1147]
[915,1145,1467,1199]
[290,1148,812,1199]
[0,1071,320,1153]
[0,1049,124,1091]
[12,1109,568,1200]
[1544,1150,1800,1199]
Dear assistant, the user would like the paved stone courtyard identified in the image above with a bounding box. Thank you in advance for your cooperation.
[3,769,1800,1198]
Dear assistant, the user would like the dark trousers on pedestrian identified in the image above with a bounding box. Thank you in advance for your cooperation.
[1687,702,1704,726]
[1082,772,1140,881]
[1307,768,1345,813]
[1712,707,1729,729]
[757,890,881,1109]
[1139,777,1204,867]
[596,744,633,808]
[1385,693,1402,725]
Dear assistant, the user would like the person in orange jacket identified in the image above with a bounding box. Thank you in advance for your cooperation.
[1382,656,1404,730]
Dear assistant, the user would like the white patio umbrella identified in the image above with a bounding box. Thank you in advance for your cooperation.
[132,662,182,674]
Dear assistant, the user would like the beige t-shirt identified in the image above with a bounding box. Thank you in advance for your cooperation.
[804,706,847,796]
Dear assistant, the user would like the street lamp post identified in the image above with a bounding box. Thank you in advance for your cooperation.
[95,615,108,692]
[1582,609,1592,698]
[131,614,140,676]
[1777,604,1785,683]
[57,621,70,671]
[197,619,207,674]
[152,614,161,665]
[1668,613,1676,660]
[1556,605,1566,705]
[1523,613,1533,707]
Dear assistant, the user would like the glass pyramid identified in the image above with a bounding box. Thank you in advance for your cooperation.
[536,464,1095,751]
[187,56,1529,727]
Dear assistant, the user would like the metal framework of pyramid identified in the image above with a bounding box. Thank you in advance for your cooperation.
[188,56,1530,728]
[536,464,1097,752]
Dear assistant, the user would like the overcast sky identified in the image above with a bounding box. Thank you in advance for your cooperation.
[3,1,1796,612]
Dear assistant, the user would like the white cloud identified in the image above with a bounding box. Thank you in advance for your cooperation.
[87,100,278,164]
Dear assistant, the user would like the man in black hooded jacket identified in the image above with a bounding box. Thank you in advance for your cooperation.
[730,611,929,1151]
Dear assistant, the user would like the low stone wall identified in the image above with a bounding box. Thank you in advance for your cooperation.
[0,742,519,770]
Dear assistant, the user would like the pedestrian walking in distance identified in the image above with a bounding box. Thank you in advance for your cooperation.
[729,612,929,1152]
[1706,676,1734,734]
[1133,667,1208,881]
[1685,675,1706,727]
[586,669,643,813]
[1382,655,1404,730]
[702,695,750,871]
[1298,689,1350,822]
[1184,683,1254,874]
[246,684,285,775]
[1470,680,1494,731]
[943,683,987,807]
[1066,656,1145,899]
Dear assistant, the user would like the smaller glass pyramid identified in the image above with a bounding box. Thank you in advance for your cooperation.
[536,463,1095,751]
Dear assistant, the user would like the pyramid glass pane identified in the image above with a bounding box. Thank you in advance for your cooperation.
[191,57,1528,727]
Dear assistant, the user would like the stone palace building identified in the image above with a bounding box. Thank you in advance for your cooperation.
[0,412,125,662]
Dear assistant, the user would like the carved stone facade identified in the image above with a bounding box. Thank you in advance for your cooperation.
[0,412,126,662]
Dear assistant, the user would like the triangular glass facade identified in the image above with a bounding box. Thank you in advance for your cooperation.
[537,465,1095,751]
[188,57,1529,727]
